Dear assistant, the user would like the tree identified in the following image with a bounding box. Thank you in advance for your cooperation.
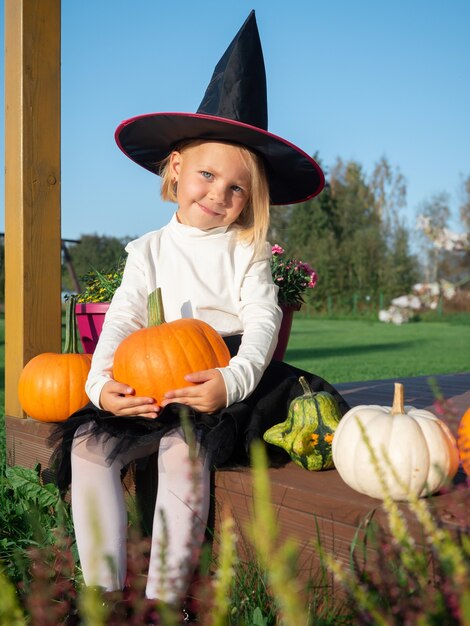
[416,192,451,282]
[328,159,383,298]
[381,221,419,298]
[268,203,292,248]
[270,155,417,311]
[369,156,407,226]
[459,174,470,232]
[369,157,416,297]
[448,176,470,289]
[454,174,470,284]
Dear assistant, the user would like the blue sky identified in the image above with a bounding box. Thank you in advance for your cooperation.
[1,0,469,243]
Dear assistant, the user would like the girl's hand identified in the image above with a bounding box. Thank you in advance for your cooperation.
[99,379,160,418]
[161,369,227,413]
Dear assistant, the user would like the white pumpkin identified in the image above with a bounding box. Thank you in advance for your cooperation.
[332,383,459,500]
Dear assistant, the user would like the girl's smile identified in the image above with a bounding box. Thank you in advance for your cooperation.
[169,141,251,230]
[197,202,224,217]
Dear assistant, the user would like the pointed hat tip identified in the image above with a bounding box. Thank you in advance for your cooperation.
[244,9,257,25]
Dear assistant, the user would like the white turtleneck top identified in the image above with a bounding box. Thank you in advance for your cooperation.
[85,214,282,409]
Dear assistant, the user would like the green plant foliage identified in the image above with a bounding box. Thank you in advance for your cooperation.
[225,557,278,625]
[0,463,75,585]
[251,606,269,625]
[62,234,131,293]
[249,439,324,625]
[76,258,126,303]
[6,433,469,624]
[210,514,238,626]
[5,466,61,508]
[0,566,25,626]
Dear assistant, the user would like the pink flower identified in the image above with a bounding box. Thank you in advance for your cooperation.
[298,261,315,275]
[270,245,318,306]
[308,271,318,288]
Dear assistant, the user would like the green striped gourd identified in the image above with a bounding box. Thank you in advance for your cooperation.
[263,377,342,471]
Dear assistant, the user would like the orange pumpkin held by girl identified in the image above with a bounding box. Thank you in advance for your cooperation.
[112,289,230,404]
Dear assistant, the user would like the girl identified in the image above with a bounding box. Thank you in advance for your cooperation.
[52,11,349,619]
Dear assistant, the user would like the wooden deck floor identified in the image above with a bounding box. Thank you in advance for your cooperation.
[334,371,470,425]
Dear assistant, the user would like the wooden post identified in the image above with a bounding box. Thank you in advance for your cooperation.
[4,0,61,420]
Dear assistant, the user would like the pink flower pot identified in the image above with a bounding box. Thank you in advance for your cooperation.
[272,303,301,361]
[75,301,298,360]
[75,302,110,354]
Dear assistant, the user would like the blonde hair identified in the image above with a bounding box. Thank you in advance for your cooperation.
[158,140,270,257]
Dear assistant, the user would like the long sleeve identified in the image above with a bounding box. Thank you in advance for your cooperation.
[84,245,149,407]
[85,215,282,409]
[218,247,282,405]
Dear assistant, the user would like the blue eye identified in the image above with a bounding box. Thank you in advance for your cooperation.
[201,171,213,179]
[231,185,243,193]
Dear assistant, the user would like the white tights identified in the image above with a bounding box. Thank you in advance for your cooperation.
[71,425,211,603]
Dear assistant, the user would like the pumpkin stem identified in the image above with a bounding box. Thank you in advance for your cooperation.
[148,288,165,327]
[299,376,313,396]
[391,382,405,415]
[64,295,79,354]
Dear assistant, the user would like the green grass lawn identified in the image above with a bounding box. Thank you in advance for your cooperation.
[284,317,470,382]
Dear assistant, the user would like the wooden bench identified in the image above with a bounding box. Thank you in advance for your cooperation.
[6,372,470,577]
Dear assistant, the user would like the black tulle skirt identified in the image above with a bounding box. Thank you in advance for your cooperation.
[48,355,350,492]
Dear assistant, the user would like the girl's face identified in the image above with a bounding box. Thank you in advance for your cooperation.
[169,141,251,230]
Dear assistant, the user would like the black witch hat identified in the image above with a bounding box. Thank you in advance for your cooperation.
[115,11,324,205]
